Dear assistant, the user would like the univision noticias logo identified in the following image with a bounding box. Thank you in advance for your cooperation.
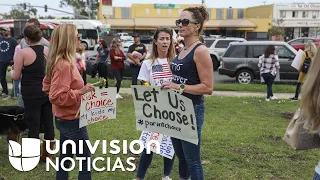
[8,138,41,171]
[8,137,161,172]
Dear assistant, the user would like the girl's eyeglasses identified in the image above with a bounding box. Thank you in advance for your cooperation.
[175,19,198,27]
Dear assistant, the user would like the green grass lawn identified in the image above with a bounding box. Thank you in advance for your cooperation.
[214,83,296,93]
[1,95,319,180]
[6,76,296,93]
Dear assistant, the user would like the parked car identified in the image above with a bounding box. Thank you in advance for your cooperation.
[85,53,132,79]
[218,41,298,84]
[116,32,133,41]
[287,37,320,51]
[122,41,134,52]
[140,35,153,44]
[85,48,150,79]
[204,37,246,70]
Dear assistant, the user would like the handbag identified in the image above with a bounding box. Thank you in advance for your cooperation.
[283,109,320,150]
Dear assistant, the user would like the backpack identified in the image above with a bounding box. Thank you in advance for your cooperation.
[301,52,311,74]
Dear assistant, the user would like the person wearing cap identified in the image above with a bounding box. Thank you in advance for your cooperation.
[0,26,17,96]
[128,33,147,85]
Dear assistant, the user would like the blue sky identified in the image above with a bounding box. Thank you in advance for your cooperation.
[1,0,319,16]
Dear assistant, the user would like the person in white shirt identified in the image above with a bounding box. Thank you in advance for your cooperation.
[134,27,176,180]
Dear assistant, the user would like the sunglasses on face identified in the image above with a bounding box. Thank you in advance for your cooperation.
[175,19,198,27]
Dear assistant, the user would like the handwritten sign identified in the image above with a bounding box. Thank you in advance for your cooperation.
[291,49,304,70]
[79,88,117,128]
[132,86,198,145]
[139,131,174,159]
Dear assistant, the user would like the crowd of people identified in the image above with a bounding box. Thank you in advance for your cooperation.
[2,4,320,180]
[0,6,212,180]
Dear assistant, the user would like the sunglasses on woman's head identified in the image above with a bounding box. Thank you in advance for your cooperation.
[175,19,198,27]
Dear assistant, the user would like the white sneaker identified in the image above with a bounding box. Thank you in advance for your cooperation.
[116,94,120,99]
[162,176,172,180]
[270,96,278,100]
[265,98,270,102]
[118,94,123,99]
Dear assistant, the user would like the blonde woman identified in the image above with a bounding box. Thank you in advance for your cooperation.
[110,38,126,99]
[300,45,320,179]
[43,24,94,180]
[290,42,318,101]
[76,40,87,84]
[135,27,176,180]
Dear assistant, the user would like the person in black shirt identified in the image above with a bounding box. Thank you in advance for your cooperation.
[11,25,54,161]
[0,26,17,96]
[127,33,147,85]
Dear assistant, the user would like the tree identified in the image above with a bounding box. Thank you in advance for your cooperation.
[39,15,56,19]
[0,3,37,19]
[59,0,95,19]
[268,18,285,37]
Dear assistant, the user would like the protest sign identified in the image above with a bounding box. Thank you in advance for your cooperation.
[79,87,117,128]
[139,131,175,159]
[132,85,198,145]
[291,49,304,70]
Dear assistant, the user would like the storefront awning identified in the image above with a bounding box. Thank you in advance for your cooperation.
[101,18,257,30]
[205,20,222,28]
[134,18,177,28]
[219,19,257,28]
[105,19,135,29]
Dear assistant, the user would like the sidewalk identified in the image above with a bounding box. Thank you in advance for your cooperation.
[7,83,294,99]
[118,88,294,99]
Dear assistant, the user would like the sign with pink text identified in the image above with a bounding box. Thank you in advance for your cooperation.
[139,131,175,159]
[79,88,117,128]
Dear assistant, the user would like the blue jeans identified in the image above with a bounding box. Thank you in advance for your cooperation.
[136,149,175,179]
[131,65,141,85]
[171,102,205,180]
[314,172,320,180]
[261,73,276,98]
[10,78,20,98]
[55,118,92,180]
[0,62,9,94]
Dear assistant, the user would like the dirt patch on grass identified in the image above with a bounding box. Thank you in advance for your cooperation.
[281,112,295,120]
[260,135,282,141]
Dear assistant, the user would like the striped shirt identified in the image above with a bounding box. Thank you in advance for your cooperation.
[258,54,280,76]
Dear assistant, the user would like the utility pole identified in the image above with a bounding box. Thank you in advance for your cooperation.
[202,0,205,5]
[87,0,91,19]
[262,1,267,5]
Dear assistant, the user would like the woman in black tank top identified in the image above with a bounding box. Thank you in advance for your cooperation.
[11,25,55,161]
[161,7,213,180]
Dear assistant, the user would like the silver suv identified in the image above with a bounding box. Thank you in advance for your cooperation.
[204,37,246,70]
[218,41,298,84]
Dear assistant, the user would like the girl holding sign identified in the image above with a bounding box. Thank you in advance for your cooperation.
[290,42,317,101]
[135,27,176,180]
[161,6,213,180]
[43,24,95,180]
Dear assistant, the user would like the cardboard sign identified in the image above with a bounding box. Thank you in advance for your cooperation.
[139,131,175,159]
[79,88,117,128]
[132,86,198,145]
[291,49,304,70]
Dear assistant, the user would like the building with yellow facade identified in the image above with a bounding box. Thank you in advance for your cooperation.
[98,2,274,40]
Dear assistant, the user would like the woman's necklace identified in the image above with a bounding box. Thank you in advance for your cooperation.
[183,39,200,50]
